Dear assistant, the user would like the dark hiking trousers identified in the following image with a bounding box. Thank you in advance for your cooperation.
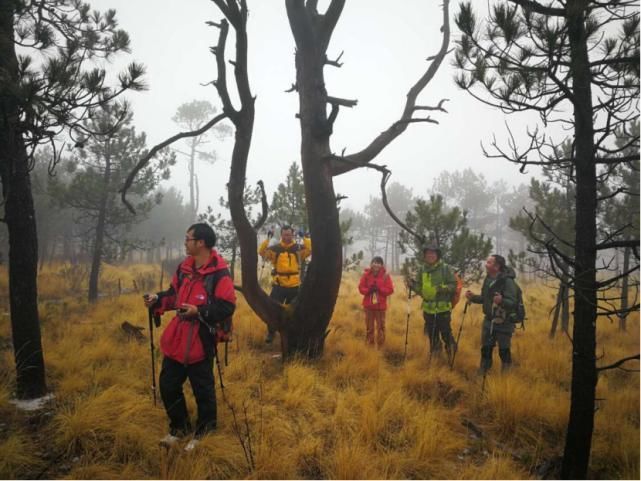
[480,318,514,372]
[159,356,216,437]
[267,285,299,336]
[423,311,456,355]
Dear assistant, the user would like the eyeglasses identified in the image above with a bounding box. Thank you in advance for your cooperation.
[185,237,199,242]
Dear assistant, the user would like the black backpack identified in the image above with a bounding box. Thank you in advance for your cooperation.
[510,281,526,329]
[494,274,526,329]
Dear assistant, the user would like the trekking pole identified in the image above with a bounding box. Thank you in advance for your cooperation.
[481,368,488,396]
[147,307,158,406]
[403,286,412,360]
[449,301,469,370]
[214,343,226,401]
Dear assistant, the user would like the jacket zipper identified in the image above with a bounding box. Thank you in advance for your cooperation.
[182,276,197,366]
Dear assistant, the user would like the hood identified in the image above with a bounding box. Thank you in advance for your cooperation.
[365,266,387,277]
[501,266,516,280]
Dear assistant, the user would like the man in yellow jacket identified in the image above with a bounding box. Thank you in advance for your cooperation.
[258,225,312,343]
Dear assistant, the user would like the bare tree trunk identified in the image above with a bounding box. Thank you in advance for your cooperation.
[561,279,570,333]
[561,3,598,478]
[619,245,630,331]
[88,146,111,303]
[549,284,563,339]
[0,2,47,398]
[188,137,197,221]
[384,229,390,266]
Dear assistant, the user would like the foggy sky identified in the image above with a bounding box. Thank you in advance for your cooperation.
[93,0,548,214]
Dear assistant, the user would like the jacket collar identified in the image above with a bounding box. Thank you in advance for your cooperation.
[181,249,226,276]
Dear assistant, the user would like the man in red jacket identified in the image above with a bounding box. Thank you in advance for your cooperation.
[358,256,394,347]
[144,223,235,450]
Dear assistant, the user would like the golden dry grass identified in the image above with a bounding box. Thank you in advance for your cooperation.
[0,264,637,479]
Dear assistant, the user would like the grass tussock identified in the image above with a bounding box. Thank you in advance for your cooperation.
[0,263,637,479]
[0,432,43,478]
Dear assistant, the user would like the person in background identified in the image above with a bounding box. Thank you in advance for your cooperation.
[258,225,311,343]
[358,256,394,347]
[465,254,517,373]
[411,244,457,361]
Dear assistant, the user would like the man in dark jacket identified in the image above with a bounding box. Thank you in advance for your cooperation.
[465,254,517,373]
[144,223,235,450]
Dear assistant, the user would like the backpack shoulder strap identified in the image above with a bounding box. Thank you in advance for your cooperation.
[203,268,232,299]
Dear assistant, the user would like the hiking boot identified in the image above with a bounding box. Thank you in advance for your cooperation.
[184,438,200,452]
[159,433,180,448]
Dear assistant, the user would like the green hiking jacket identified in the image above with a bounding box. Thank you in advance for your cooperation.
[469,269,517,320]
[415,260,456,314]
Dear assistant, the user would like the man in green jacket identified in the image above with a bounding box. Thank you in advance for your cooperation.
[465,254,517,373]
[411,244,458,360]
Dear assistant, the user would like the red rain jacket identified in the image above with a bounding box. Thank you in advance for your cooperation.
[155,250,236,364]
[358,267,394,311]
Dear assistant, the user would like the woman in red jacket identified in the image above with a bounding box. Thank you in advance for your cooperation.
[358,256,394,347]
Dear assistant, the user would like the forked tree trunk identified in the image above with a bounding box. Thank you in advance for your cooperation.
[286,19,343,356]
[218,0,449,360]
[0,2,47,398]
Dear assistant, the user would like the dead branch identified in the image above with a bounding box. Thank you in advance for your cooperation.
[327,96,357,107]
[121,321,145,342]
[120,113,228,214]
[330,0,450,176]
[413,98,450,113]
[596,353,640,372]
[324,50,344,67]
[252,180,269,231]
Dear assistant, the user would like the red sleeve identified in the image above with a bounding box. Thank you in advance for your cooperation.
[157,272,178,313]
[214,275,236,305]
[358,273,370,295]
[380,275,394,297]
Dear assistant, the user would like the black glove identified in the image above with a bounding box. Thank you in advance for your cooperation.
[298,230,305,238]
[369,285,378,294]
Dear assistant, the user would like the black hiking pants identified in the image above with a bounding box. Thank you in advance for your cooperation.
[423,311,456,355]
[480,318,514,371]
[267,285,299,336]
[159,356,216,437]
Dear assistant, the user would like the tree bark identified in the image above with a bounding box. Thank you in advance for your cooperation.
[561,279,570,333]
[549,284,563,338]
[88,144,111,303]
[0,2,47,398]
[284,2,343,357]
[618,245,630,331]
[561,1,598,478]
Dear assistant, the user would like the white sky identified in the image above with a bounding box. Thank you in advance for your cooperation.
[94,0,546,213]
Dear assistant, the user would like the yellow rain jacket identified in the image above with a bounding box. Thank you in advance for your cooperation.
[258,237,312,288]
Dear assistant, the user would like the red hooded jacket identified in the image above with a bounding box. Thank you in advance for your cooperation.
[155,250,236,365]
[358,267,394,310]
